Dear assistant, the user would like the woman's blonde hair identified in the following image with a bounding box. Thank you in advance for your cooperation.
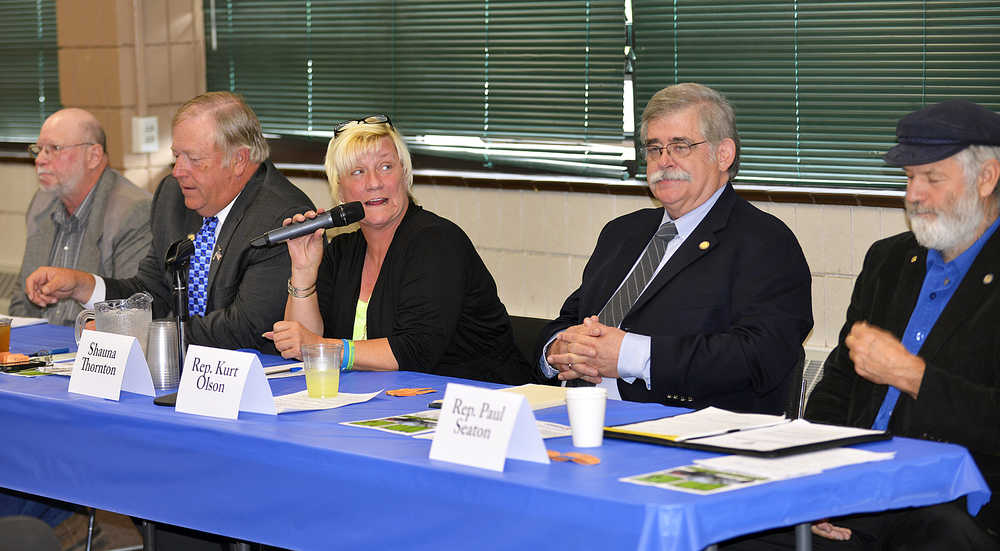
[325,119,413,202]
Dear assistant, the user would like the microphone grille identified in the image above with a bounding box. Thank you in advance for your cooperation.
[340,201,365,224]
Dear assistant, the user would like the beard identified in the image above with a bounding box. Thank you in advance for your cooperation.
[906,181,984,254]
[37,169,77,197]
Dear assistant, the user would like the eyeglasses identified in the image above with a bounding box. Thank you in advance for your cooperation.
[27,142,94,158]
[643,140,707,162]
[333,114,393,138]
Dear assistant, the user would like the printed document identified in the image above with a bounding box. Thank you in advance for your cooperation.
[609,406,788,441]
[691,419,886,452]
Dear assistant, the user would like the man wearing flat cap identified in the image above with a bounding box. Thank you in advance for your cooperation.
[726,99,1000,549]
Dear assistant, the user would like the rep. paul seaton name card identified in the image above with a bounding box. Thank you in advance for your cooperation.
[429,383,549,472]
[68,329,154,400]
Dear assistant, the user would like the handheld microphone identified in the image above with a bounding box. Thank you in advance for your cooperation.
[250,201,365,247]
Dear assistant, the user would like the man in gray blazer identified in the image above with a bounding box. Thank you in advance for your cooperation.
[9,108,152,325]
[24,92,315,354]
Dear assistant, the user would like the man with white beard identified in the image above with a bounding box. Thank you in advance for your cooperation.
[727,100,1000,550]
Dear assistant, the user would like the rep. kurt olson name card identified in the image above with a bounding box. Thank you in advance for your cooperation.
[174,345,276,419]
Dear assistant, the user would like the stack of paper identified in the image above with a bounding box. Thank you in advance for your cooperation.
[499,383,567,410]
[695,447,896,479]
[609,406,788,442]
[690,419,888,453]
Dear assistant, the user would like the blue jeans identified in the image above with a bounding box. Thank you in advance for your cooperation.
[0,490,75,527]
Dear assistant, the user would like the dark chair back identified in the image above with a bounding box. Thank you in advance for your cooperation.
[508,315,551,367]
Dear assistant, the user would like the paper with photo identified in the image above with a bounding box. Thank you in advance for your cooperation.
[622,465,772,495]
[344,409,440,436]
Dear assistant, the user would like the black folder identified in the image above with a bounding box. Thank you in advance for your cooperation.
[604,418,890,458]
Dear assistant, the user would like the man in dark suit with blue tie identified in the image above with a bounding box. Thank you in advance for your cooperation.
[23,92,315,355]
[540,82,813,414]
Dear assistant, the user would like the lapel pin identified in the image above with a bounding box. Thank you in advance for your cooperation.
[187,234,196,241]
[698,240,710,250]
[984,273,994,285]
[910,255,917,263]
[214,251,223,262]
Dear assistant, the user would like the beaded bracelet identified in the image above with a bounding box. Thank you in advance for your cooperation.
[340,339,355,371]
[286,278,317,298]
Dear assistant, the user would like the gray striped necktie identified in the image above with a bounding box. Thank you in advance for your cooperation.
[566,221,677,387]
[598,221,678,328]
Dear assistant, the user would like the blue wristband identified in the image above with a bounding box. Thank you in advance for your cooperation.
[340,339,353,371]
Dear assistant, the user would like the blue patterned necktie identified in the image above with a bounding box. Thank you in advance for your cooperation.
[188,216,218,317]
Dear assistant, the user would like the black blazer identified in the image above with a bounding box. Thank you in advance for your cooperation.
[105,160,315,354]
[315,204,539,385]
[539,184,813,414]
[807,230,1000,530]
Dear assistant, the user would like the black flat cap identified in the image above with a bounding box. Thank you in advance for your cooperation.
[884,99,1000,167]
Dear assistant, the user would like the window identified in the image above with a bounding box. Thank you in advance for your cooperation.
[0,0,60,141]
[205,0,626,178]
[632,1,1000,189]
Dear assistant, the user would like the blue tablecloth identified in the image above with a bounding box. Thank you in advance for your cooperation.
[0,324,991,550]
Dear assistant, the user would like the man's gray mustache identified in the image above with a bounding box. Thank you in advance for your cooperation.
[649,169,691,182]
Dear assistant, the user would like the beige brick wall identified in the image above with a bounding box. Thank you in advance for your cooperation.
[56,0,205,191]
[0,163,42,274]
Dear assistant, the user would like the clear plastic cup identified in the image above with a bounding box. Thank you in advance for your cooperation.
[301,342,343,398]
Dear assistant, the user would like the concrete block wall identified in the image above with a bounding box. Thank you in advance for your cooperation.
[0,162,908,353]
[284,174,911,353]
[55,0,205,191]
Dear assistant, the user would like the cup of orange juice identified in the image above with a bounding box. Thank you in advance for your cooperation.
[0,318,11,354]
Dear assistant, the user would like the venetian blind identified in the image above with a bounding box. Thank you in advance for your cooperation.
[205,0,626,177]
[632,1,1000,189]
[0,0,60,141]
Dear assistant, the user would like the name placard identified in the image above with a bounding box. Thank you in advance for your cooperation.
[429,383,549,472]
[68,330,154,400]
[174,345,276,419]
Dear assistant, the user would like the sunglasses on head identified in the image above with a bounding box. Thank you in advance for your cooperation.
[333,114,393,138]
